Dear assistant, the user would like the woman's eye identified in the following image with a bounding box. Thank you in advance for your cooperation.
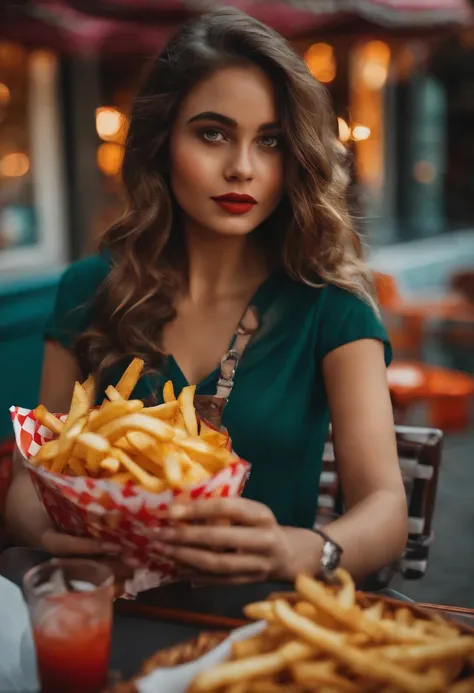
[260,135,281,149]
[201,128,225,143]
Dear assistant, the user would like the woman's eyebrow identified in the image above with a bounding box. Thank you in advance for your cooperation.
[187,111,236,127]
[187,111,280,132]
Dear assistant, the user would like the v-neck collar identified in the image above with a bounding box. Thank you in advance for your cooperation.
[168,269,282,391]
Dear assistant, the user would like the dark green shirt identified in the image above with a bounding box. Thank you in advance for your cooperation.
[44,254,391,529]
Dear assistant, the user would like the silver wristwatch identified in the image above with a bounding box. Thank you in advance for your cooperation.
[313,527,343,581]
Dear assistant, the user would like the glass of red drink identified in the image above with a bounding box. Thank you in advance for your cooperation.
[23,558,114,693]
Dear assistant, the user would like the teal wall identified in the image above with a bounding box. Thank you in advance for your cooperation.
[0,274,60,443]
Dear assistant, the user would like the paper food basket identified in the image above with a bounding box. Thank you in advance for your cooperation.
[10,406,250,597]
[134,621,266,693]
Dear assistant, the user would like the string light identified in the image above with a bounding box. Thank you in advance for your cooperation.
[0,83,10,106]
[305,43,336,84]
[360,41,390,90]
[351,125,371,142]
[337,117,351,143]
[96,107,123,141]
[0,152,30,177]
[413,160,436,184]
[97,142,123,177]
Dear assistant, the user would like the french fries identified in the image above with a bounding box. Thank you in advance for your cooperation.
[189,569,474,693]
[31,358,234,492]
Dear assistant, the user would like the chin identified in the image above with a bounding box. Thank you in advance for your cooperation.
[198,218,258,238]
[214,225,256,238]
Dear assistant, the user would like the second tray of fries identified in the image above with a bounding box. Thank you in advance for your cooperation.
[11,359,250,588]
[188,570,474,693]
[109,569,474,693]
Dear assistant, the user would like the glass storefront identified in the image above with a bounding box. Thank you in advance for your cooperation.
[301,30,474,248]
[0,43,67,276]
[0,43,36,253]
[431,29,474,232]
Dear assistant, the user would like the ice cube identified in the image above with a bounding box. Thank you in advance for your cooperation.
[39,599,98,637]
[69,580,95,593]
[48,569,68,595]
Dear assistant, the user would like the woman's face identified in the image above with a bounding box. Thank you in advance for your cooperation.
[169,64,284,238]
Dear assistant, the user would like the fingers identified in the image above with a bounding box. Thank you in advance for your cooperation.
[161,497,276,526]
[41,529,120,557]
[150,524,279,554]
[149,540,270,575]
[147,499,283,579]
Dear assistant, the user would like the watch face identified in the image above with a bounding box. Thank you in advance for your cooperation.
[322,540,341,572]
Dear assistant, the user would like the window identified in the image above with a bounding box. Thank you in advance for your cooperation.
[431,31,474,232]
[0,44,67,275]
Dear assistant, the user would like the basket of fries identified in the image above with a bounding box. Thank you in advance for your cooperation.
[10,359,250,591]
[110,569,474,693]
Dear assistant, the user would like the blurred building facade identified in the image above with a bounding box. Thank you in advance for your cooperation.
[0,0,473,439]
[301,26,474,294]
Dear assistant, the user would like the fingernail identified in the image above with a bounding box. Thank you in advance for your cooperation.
[123,556,141,568]
[101,542,121,555]
[169,505,185,519]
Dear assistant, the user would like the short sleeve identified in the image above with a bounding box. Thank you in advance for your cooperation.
[44,255,109,350]
[316,284,392,366]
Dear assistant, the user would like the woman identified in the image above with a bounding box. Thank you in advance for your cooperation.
[6,7,407,585]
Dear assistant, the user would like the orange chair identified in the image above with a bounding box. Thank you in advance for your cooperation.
[374,273,471,354]
[375,272,469,318]
[374,273,474,431]
[442,269,474,345]
[388,362,474,432]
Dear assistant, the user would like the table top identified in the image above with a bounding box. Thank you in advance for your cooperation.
[2,547,474,682]
[0,547,293,680]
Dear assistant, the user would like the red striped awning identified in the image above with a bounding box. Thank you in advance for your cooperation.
[0,0,471,56]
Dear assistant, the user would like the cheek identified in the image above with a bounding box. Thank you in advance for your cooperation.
[170,138,213,196]
[262,156,284,204]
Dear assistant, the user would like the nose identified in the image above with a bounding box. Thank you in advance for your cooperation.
[224,143,255,182]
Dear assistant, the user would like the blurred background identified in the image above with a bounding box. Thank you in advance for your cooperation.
[1,0,474,606]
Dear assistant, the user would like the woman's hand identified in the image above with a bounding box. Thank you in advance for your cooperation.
[38,527,134,592]
[145,497,323,585]
[39,527,122,558]
[7,444,133,591]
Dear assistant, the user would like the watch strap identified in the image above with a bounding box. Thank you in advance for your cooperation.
[313,527,343,554]
[313,527,343,581]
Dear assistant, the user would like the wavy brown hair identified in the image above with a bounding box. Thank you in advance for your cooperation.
[77,7,375,386]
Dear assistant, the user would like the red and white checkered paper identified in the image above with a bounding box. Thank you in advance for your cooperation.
[10,406,251,597]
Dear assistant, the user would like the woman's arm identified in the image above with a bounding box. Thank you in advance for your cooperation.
[320,338,408,580]
[143,338,407,584]
[5,342,116,555]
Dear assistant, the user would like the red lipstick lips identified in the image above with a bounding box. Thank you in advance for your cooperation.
[212,193,257,215]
